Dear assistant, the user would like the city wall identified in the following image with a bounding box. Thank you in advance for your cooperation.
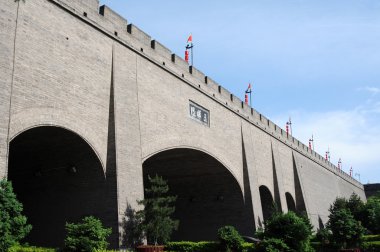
[0,0,365,247]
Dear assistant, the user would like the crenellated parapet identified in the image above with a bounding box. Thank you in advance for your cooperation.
[51,0,362,189]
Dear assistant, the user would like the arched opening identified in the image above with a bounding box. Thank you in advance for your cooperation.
[259,185,275,222]
[8,126,118,248]
[143,148,254,241]
[285,192,296,213]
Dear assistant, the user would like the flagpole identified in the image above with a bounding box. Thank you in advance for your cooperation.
[249,91,251,107]
[191,44,193,66]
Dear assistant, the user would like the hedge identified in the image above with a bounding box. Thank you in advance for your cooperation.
[362,241,380,252]
[8,246,56,252]
[362,235,380,242]
[7,247,121,252]
[165,241,254,252]
[165,241,218,252]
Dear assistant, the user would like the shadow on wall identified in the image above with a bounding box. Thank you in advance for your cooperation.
[286,192,296,213]
[259,185,275,222]
[142,148,255,241]
[8,126,118,248]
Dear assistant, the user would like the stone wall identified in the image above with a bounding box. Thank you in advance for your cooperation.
[0,0,366,248]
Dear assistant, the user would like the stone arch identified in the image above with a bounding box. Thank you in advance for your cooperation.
[259,185,275,222]
[9,108,107,173]
[285,192,296,213]
[8,126,118,248]
[142,147,254,241]
[142,145,244,196]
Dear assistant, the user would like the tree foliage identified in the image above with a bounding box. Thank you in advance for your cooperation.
[217,226,244,252]
[137,175,179,245]
[326,196,365,249]
[362,196,380,234]
[64,216,111,252]
[261,211,314,252]
[255,238,291,252]
[0,179,32,252]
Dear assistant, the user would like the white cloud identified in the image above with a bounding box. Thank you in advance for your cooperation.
[358,86,380,96]
[272,99,380,184]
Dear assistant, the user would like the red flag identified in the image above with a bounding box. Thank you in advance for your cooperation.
[185,50,189,63]
[245,94,248,104]
[187,34,192,43]
[245,83,252,93]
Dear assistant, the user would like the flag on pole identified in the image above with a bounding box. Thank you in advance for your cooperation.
[350,166,353,177]
[187,34,192,45]
[185,50,189,63]
[245,83,252,94]
[185,34,193,65]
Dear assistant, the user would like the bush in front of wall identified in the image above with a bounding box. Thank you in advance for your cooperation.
[0,179,32,252]
[217,226,244,252]
[255,238,290,252]
[262,211,314,252]
[64,216,111,252]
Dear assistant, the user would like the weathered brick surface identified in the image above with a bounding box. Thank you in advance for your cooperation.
[0,0,18,178]
[0,0,366,248]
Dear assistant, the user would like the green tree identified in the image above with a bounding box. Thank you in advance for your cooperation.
[217,226,244,252]
[347,193,365,222]
[0,179,32,252]
[361,196,380,234]
[329,197,348,213]
[137,175,179,245]
[64,216,111,252]
[255,238,290,252]
[262,211,313,252]
[326,207,365,249]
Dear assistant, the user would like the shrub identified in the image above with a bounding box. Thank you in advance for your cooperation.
[326,207,365,249]
[8,245,56,252]
[0,179,32,252]
[241,242,254,252]
[165,241,253,252]
[217,226,244,252]
[255,238,290,252]
[315,227,331,243]
[362,234,380,242]
[64,216,112,252]
[263,211,313,251]
[361,196,380,234]
[361,241,380,252]
[165,241,218,252]
[137,175,179,245]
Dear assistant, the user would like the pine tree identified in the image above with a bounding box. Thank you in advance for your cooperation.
[0,179,32,252]
[327,198,365,249]
[137,175,179,245]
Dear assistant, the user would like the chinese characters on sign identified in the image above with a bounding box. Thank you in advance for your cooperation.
[189,101,209,126]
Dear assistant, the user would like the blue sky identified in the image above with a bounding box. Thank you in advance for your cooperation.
[99,0,380,184]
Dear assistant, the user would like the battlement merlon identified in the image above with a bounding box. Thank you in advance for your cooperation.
[99,5,127,31]
[50,0,362,188]
[57,0,99,13]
